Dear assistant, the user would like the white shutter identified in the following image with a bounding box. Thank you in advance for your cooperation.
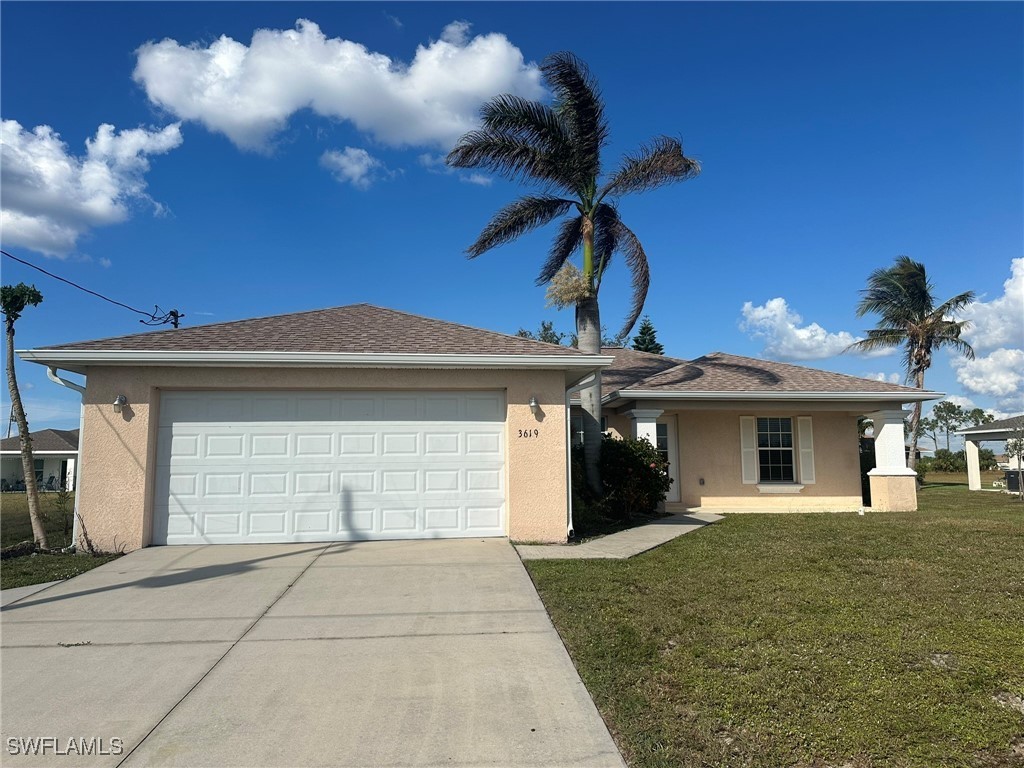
[797,416,815,485]
[740,416,758,484]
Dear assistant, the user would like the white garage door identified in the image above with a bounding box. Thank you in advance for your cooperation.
[154,391,506,545]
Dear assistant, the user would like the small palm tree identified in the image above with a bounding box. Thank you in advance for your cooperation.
[447,52,700,491]
[846,256,975,470]
[2,282,48,549]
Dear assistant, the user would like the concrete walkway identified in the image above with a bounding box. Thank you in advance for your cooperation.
[517,511,723,560]
[0,580,62,607]
[1,540,623,767]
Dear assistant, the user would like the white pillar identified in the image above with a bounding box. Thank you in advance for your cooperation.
[965,439,982,491]
[625,409,663,446]
[867,409,916,477]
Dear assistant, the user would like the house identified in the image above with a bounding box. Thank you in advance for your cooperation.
[0,428,79,491]
[18,304,937,552]
[572,347,936,513]
[956,415,1024,489]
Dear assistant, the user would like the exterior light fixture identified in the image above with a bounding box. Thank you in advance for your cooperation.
[113,394,128,414]
[528,396,539,414]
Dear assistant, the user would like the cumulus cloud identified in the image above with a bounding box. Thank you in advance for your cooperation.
[418,152,492,186]
[320,147,390,189]
[962,257,1023,352]
[133,19,542,152]
[0,119,182,256]
[740,297,889,361]
[953,347,1024,410]
[864,372,902,384]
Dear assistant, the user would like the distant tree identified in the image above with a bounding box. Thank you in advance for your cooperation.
[931,401,967,450]
[516,320,568,346]
[918,416,940,451]
[631,316,664,354]
[845,256,975,469]
[857,416,874,438]
[964,408,995,428]
[1,283,48,549]
[1006,417,1024,501]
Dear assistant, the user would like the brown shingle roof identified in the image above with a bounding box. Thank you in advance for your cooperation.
[39,304,590,357]
[1,429,79,453]
[620,352,928,395]
[598,347,685,397]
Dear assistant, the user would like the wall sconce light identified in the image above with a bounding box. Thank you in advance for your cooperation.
[528,395,539,414]
[112,394,128,414]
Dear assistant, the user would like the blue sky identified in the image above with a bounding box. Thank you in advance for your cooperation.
[2,2,1021,434]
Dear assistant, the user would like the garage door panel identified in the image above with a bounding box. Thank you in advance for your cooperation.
[155,391,506,545]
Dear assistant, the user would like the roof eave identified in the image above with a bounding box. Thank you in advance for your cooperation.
[18,349,614,373]
[605,389,943,404]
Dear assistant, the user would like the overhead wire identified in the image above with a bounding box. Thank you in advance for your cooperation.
[1,249,184,327]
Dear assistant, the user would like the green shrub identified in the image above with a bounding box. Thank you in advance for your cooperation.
[599,435,673,520]
[932,449,967,473]
[915,456,933,483]
[570,436,673,536]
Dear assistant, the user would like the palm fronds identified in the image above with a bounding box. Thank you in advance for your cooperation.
[536,215,583,285]
[467,195,574,258]
[542,52,608,184]
[600,137,701,200]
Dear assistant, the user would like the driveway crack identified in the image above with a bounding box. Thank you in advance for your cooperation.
[114,543,332,767]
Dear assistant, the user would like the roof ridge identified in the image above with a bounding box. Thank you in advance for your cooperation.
[699,351,927,392]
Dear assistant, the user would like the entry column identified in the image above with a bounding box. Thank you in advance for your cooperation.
[867,409,918,511]
[625,409,664,446]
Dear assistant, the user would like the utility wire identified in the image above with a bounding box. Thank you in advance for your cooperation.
[1,249,184,328]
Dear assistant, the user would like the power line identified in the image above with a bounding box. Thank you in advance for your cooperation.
[1,249,184,328]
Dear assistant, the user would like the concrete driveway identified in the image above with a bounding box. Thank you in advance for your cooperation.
[1,540,623,767]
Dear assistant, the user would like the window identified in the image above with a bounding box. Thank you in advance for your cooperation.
[571,415,609,446]
[656,423,670,466]
[756,417,794,483]
[33,459,44,484]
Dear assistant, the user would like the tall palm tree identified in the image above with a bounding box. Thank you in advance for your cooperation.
[846,256,975,470]
[2,282,48,549]
[447,52,701,492]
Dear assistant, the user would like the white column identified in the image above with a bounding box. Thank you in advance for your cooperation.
[867,409,916,477]
[965,439,982,491]
[625,409,663,446]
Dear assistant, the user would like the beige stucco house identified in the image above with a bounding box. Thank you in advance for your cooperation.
[19,305,938,552]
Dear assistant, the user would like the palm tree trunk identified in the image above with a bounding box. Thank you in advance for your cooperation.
[576,294,603,495]
[906,369,925,471]
[6,322,48,549]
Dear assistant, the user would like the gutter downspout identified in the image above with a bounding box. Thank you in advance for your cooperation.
[46,367,85,552]
[564,372,598,540]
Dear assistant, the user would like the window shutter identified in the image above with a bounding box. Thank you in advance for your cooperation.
[797,416,815,484]
[740,416,757,484]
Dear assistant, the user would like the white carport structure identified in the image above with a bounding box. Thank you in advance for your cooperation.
[956,415,1024,490]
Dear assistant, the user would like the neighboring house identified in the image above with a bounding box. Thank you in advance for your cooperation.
[18,304,938,552]
[956,416,1024,490]
[0,428,78,491]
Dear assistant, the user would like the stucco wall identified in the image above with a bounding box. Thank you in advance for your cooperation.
[77,366,569,551]
[591,407,863,512]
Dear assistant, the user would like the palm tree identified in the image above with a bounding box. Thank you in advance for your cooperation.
[2,282,48,549]
[447,52,700,492]
[845,256,975,470]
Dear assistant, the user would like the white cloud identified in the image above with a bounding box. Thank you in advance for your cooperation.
[962,258,1023,352]
[0,120,182,256]
[953,347,1024,410]
[418,152,491,186]
[320,147,389,189]
[864,372,902,384]
[740,297,890,361]
[133,19,542,152]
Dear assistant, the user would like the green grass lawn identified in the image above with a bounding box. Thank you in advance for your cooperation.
[1,493,118,590]
[527,486,1024,768]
